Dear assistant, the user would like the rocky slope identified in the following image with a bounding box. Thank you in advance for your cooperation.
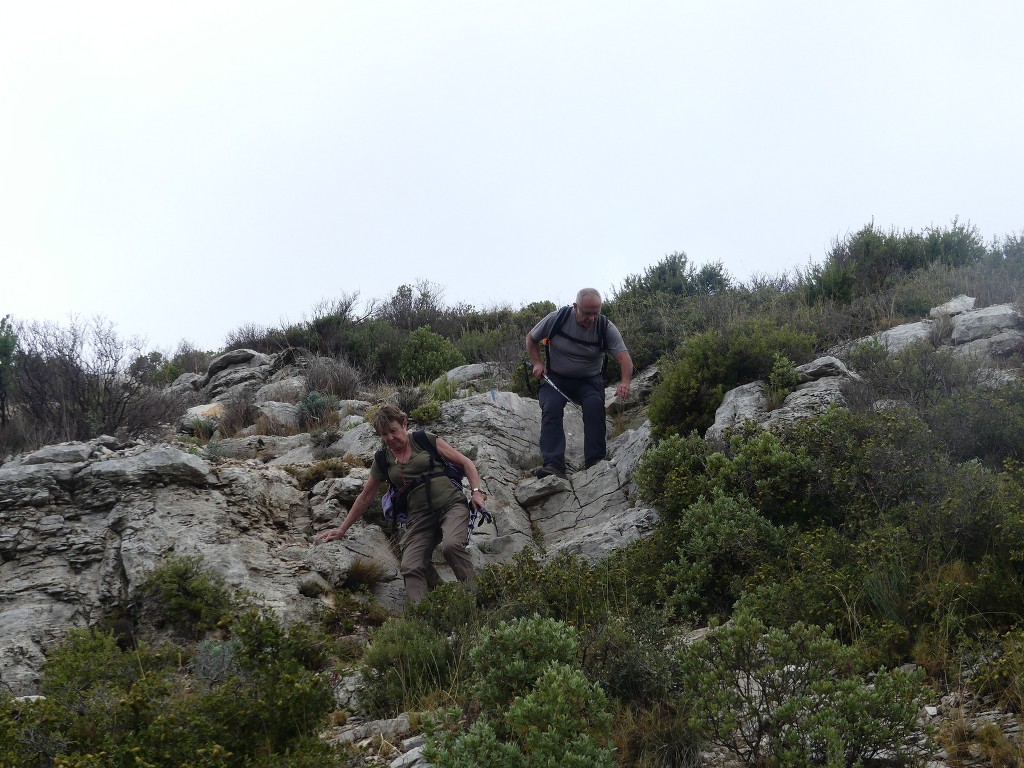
[1,362,658,696]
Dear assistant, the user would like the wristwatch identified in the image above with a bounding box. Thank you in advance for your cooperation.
[471,487,482,494]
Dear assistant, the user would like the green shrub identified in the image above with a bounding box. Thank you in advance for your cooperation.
[503,662,615,766]
[808,220,988,301]
[847,338,984,413]
[427,659,614,768]
[734,525,865,638]
[765,352,800,409]
[715,425,818,526]
[783,405,949,522]
[475,550,618,629]
[428,375,459,402]
[407,582,481,638]
[637,424,817,527]
[610,702,703,768]
[676,613,932,767]
[973,629,1024,712]
[344,318,408,381]
[292,456,353,490]
[607,252,732,371]
[648,319,815,438]
[410,399,442,424]
[230,608,332,671]
[469,614,579,715]
[581,610,678,707]
[298,389,337,429]
[508,359,536,398]
[633,431,719,516]
[359,618,453,717]
[138,554,238,638]
[645,490,785,621]
[454,323,522,369]
[399,327,466,384]
[927,379,1024,467]
[425,711,527,768]
[40,628,166,697]
[4,618,336,768]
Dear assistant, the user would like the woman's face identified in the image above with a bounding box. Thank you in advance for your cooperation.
[378,420,410,453]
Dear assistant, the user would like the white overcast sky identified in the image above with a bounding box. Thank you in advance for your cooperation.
[2,1,1022,353]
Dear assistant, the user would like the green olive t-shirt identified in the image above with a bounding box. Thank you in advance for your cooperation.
[370,431,466,516]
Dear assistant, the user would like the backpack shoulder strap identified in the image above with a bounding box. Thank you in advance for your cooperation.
[542,305,573,373]
[545,305,573,344]
[373,447,390,486]
[411,429,437,459]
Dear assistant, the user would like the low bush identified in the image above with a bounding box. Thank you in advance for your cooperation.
[502,662,615,765]
[137,554,238,639]
[633,430,718,516]
[765,351,800,409]
[469,613,579,715]
[475,550,620,629]
[297,389,338,430]
[344,318,408,381]
[291,456,353,490]
[399,327,465,384]
[973,629,1024,713]
[359,618,453,717]
[647,319,815,438]
[676,613,932,767]
[217,391,257,437]
[427,620,614,768]
[304,355,362,399]
[581,610,678,707]
[637,425,818,528]
[410,399,442,424]
[0,616,337,767]
[627,490,785,622]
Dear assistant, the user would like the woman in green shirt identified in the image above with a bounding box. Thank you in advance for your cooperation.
[315,404,486,603]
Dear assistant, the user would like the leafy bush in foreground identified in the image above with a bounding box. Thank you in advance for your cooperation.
[358,617,453,717]
[1,620,337,768]
[426,616,614,768]
[138,553,238,639]
[677,613,932,767]
[469,614,579,716]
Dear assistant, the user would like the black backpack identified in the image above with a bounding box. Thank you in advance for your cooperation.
[374,430,466,527]
[542,305,610,375]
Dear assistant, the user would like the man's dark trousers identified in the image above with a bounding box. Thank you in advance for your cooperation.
[538,371,606,473]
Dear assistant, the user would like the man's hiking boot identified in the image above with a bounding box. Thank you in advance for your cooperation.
[535,465,568,480]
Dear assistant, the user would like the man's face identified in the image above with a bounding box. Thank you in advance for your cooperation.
[573,297,601,329]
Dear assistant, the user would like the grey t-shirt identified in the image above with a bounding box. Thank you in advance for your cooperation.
[529,308,627,378]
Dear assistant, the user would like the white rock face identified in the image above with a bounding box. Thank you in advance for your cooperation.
[951,303,1022,345]
[0,370,657,696]
[930,294,975,318]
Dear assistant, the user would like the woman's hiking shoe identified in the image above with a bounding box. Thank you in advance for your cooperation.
[535,465,568,480]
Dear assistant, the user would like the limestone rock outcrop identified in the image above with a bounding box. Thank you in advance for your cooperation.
[1,363,655,696]
[707,299,1023,441]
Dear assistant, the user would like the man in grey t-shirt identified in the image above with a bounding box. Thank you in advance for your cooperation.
[526,288,633,478]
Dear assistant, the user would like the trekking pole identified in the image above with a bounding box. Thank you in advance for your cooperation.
[469,505,493,535]
[542,374,583,415]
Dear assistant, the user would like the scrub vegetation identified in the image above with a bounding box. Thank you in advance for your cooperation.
[4,220,1024,765]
